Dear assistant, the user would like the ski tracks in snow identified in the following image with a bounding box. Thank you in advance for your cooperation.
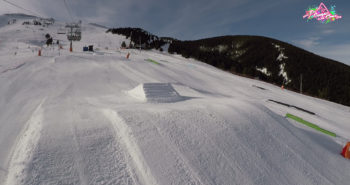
[20,101,138,185]
[4,95,143,185]
[112,109,232,185]
[5,98,46,185]
[102,109,159,185]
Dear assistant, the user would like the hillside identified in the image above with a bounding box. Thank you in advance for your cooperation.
[107,28,174,51]
[108,28,350,107]
[0,14,350,185]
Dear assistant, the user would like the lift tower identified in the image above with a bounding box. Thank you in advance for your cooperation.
[65,22,82,52]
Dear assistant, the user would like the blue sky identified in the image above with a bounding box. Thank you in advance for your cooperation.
[1,0,349,65]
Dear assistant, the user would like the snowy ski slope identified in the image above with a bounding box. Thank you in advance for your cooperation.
[0,15,350,185]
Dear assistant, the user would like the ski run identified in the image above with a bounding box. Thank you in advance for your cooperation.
[0,14,350,185]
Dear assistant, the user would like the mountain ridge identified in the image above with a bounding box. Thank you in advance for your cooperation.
[108,27,350,106]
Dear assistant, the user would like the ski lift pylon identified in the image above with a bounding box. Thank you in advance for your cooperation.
[66,22,82,41]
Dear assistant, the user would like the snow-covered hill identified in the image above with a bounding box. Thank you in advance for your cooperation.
[0,14,350,185]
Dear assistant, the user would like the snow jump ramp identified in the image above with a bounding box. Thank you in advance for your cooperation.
[128,83,188,103]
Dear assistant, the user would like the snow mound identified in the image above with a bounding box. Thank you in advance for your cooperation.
[128,83,186,103]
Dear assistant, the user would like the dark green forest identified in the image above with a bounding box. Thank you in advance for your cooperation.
[108,28,350,106]
[107,28,172,50]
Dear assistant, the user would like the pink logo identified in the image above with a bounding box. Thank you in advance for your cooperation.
[303,3,342,23]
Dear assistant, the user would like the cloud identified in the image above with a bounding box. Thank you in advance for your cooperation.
[317,43,350,65]
[322,29,336,35]
[294,37,350,65]
[294,37,321,49]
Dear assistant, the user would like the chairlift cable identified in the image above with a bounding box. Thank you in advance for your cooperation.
[2,0,43,17]
[63,0,74,21]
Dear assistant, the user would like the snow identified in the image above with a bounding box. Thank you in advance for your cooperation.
[279,63,291,84]
[272,43,282,51]
[255,67,272,76]
[272,43,288,61]
[199,45,227,53]
[128,84,148,102]
[5,99,45,185]
[277,53,288,61]
[273,42,290,84]
[217,45,228,53]
[161,43,169,52]
[103,109,159,185]
[0,14,350,185]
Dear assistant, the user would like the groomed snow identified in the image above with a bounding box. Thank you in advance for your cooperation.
[0,15,350,185]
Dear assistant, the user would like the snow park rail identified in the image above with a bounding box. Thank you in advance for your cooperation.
[145,59,160,65]
[268,99,315,115]
[286,113,336,137]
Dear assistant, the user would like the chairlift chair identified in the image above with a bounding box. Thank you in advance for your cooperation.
[66,23,82,41]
